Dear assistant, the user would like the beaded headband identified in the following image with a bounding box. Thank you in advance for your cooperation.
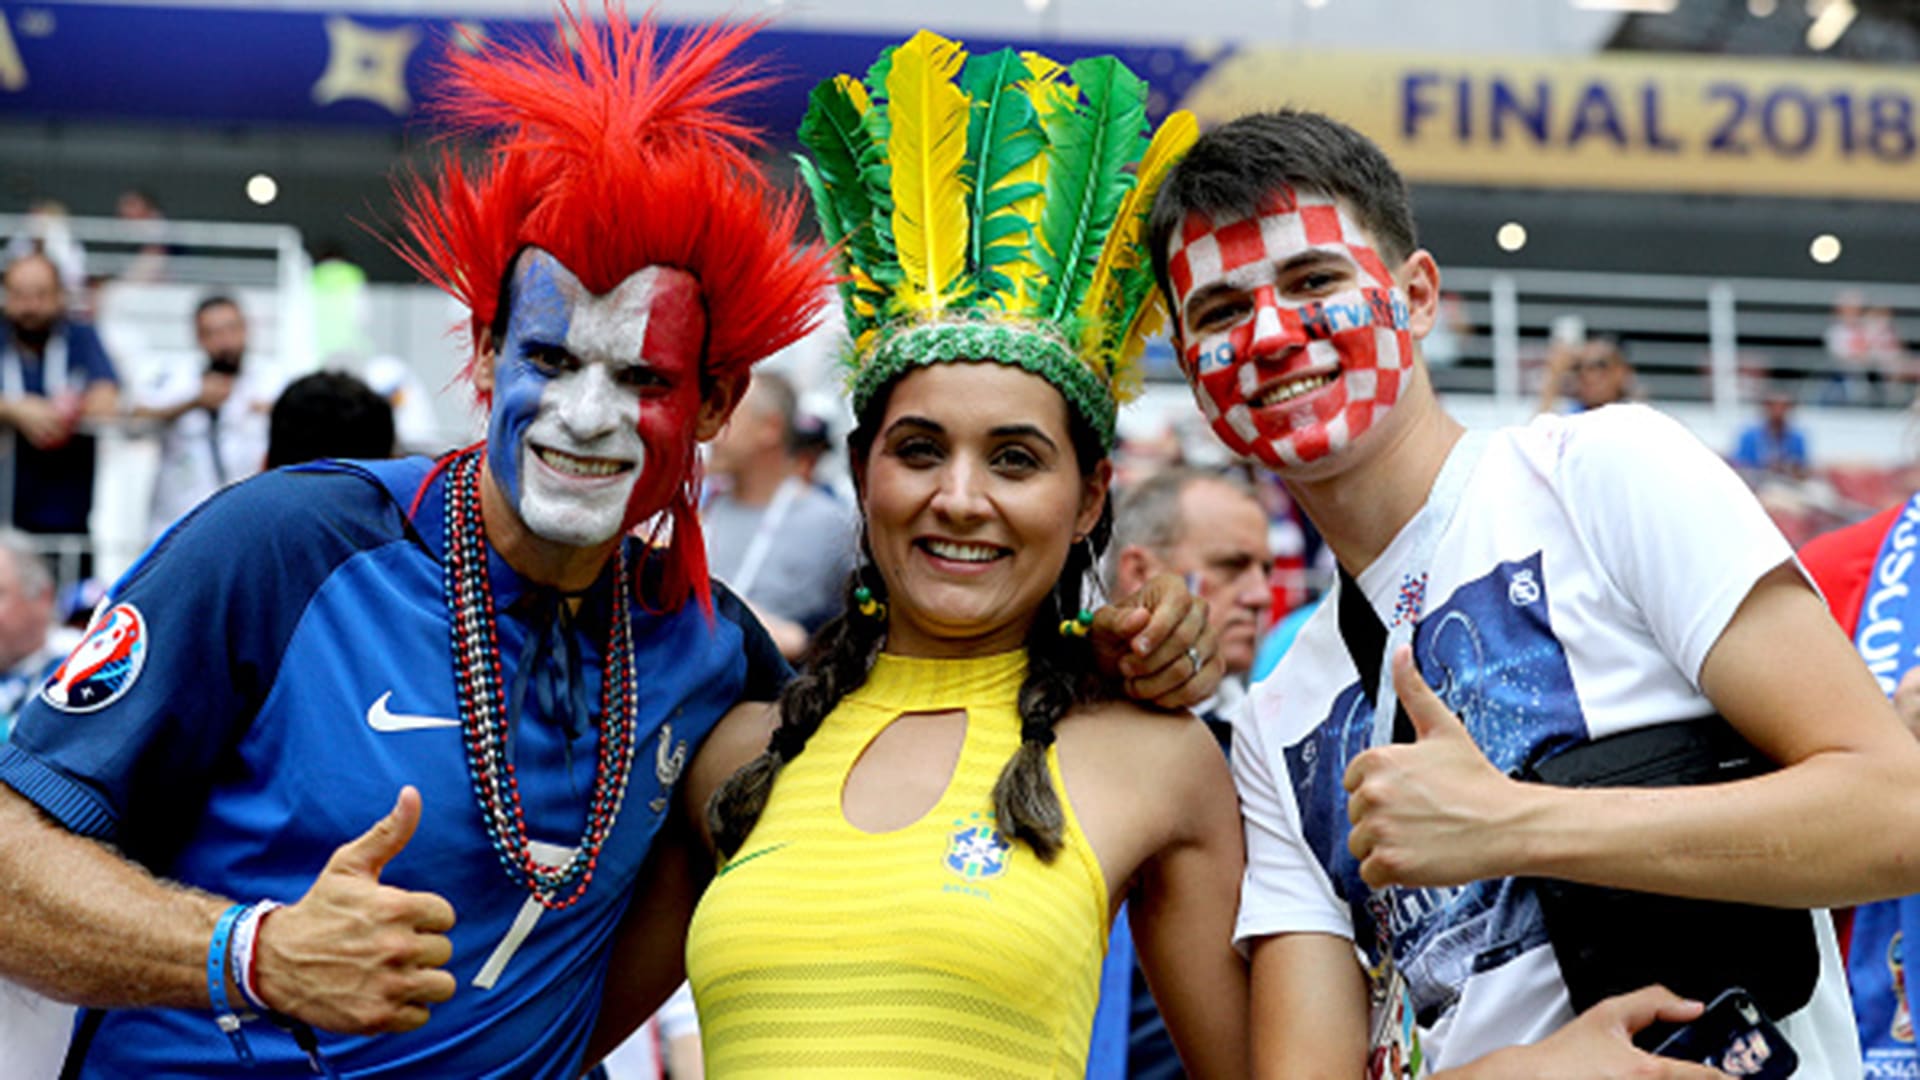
[797,30,1197,449]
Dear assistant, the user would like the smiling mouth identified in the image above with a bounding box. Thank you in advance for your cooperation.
[917,538,1009,564]
[533,445,634,478]
[1251,370,1337,408]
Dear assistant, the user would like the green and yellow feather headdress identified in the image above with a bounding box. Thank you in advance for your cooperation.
[796,30,1197,449]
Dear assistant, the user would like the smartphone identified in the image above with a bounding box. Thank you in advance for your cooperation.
[1652,988,1798,1078]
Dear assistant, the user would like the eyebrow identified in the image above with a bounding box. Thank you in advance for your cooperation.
[886,416,1060,453]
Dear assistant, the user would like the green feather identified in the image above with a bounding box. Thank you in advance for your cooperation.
[797,77,897,319]
[959,49,1046,302]
[1034,56,1150,323]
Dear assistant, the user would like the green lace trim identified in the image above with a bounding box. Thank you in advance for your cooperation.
[851,321,1118,449]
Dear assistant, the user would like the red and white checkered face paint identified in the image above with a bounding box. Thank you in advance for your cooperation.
[1169,185,1415,470]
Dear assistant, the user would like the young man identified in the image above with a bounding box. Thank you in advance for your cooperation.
[1150,109,1920,1077]
[0,17,1218,1076]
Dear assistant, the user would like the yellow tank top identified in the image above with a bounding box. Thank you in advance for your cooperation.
[686,649,1110,1078]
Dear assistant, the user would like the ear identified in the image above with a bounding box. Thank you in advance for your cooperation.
[1075,458,1113,542]
[472,326,498,397]
[1396,249,1442,339]
[1113,544,1165,599]
[694,371,752,442]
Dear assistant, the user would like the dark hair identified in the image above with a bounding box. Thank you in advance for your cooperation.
[1147,109,1418,307]
[708,369,1111,863]
[267,371,397,468]
[195,294,240,323]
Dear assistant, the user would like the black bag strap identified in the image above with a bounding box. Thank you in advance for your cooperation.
[1335,563,1413,745]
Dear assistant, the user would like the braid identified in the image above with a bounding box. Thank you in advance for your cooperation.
[706,572,885,858]
[992,504,1111,863]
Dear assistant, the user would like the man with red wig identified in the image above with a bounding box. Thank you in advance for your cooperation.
[0,14,1215,1076]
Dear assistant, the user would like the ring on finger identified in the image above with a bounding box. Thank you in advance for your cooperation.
[1185,645,1202,673]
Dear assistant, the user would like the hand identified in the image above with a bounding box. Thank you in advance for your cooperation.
[1090,572,1222,710]
[197,372,235,411]
[1344,645,1528,888]
[5,394,74,449]
[1444,986,1720,1080]
[253,787,458,1034]
[1895,667,1920,742]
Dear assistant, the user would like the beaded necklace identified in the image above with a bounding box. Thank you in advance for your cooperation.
[443,449,640,910]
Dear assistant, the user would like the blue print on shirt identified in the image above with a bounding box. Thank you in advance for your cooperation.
[1283,552,1587,1025]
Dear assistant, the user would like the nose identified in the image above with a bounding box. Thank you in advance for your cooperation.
[1245,285,1300,360]
[554,364,623,441]
[929,455,991,525]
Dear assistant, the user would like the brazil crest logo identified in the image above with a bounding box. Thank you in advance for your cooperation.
[43,603,147,713]
[944,812,1011,880]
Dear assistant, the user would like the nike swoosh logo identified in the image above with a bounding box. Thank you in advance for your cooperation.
[366,691,461,733]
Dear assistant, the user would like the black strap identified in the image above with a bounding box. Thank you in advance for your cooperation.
[1334,564,1414,745]
[58,1007,104,1080]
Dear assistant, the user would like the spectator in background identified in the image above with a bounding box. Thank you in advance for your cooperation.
[702,371,856,660]
[114,187,170,283]
[1730,388,1811,480]
[0,253,120,562]
[361,354,445,455]
[5,200,86,299]
[1825,292,1908,406]
[1108,467,1271,748]
[1538,335,1635,414]
[265,370,395,469]
[786,407,834,493]
[0,529,69,742]
[129,295,275,541]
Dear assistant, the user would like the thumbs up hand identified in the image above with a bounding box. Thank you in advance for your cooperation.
[1342,647,1531,890]
[252,787,459,1034]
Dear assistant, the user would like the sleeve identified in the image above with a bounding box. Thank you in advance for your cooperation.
[1230,687,1355,951]
[67,323,119,386]
[0,468,404,864]
[133,358,197,412]
[1555,405,1797,685]
[712,580,794,702]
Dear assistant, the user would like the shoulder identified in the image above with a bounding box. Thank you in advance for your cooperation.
[1059,701,1231,807]
[62,322,116,374]
[684,698,779,829]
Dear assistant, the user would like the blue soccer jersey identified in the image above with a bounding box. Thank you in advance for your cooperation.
[0,457,787,1077]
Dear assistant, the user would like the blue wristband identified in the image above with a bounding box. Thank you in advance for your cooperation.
[207,902,254,1067]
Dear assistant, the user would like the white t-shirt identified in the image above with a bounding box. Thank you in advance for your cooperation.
[1234,405,1859,1075]
[137,359,274,541]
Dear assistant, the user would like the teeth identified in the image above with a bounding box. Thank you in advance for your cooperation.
[536,446,627,477]
[1254,374,1334,407]
[926,539,1002,563]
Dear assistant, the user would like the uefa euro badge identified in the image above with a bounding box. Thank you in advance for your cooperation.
[43,603,148,713]
[944,812,1011,881]
[650,722,688,813]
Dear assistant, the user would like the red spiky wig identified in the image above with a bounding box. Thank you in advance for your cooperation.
[389,6,833,615]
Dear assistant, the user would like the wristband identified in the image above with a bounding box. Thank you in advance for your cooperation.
[206,902,254,1066]
[231,899,283,1014]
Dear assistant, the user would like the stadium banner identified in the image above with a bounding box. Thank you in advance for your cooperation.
[0,4,1913,201]
[1179,48,1920,201]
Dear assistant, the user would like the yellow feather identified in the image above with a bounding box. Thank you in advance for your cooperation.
[887,31,971,314]
[1078,110,1199,335]
[1002,52,1075,309]
[1111,291,1168,405]
[839,73,870,114]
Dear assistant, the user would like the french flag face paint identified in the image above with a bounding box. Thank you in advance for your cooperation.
[1167,185,1415,471]
[488,249,706,547]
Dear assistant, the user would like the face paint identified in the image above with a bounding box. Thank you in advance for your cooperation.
[489,249,707,547]
[1168,185,1415,470]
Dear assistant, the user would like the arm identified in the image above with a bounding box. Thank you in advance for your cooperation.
[584,814,708,1068]
[1535,340,1574,415]
[79,376,119,422]
[0,782,457,1033]
[1127,720,1249,1080]
[1245,932,1365,1079]
[0,394,70,448]
[1347,565,1920,907]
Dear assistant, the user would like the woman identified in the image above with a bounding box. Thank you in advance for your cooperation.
[677,32,1248,1078]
